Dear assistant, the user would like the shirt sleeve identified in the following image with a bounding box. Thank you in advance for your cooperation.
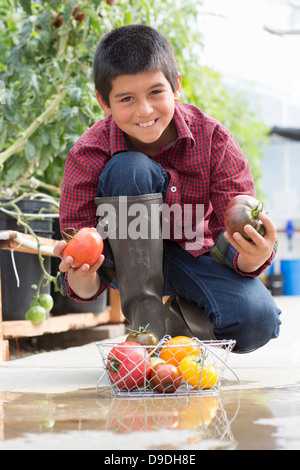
[59,146,102,231]
[55,270,108,301]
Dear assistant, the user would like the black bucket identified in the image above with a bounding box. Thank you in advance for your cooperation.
[0,199,55,321]
[50,219,107,315]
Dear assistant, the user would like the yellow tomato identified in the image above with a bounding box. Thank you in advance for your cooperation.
[160,336,201,367]
[178,355,219,390]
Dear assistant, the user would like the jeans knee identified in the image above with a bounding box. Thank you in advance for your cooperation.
[230,302,281,353]
[215,299,281,353]
[97,151,169,197]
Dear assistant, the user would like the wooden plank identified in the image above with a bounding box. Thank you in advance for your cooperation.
[0,264,8,362]
[0,264,3,342]
[0,398,3,440]
[0,230,57,257]
[108,289,125,324]
[0,340,9,362]
[0,263,10,359]
[2,308,111,339]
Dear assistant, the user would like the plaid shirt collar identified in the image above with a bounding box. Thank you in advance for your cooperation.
[108,103,195,157]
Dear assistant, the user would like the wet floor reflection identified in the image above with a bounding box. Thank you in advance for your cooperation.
[1,385,300,449]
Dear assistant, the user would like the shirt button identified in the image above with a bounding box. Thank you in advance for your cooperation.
[171,186,177,192]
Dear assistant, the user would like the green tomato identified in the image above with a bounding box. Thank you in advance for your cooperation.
[25,305,47,324]
[37,293,54,313]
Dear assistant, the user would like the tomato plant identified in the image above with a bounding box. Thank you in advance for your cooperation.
[150,363,182,393]
[62,227,103,268]
[25,305,47,324]
[160,336,201,366]
[25,293,54,323]
[73,4,86,22]
[178,355,219,390]
[37,293,54,312]
[106,341,152,391]
[224,195,266,241]
[126,324,159,355]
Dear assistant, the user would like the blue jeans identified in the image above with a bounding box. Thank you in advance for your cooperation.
[97,151,281,353]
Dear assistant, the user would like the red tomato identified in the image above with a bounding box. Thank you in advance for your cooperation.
[62,227,103,268]
[73,4,86,22]
[150,363,182,394]
[106,341,152,391]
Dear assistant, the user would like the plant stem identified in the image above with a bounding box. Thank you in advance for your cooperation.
[0,195,57,293]
[16,177,61,198]
[252,203,263,219]
[0,86,67,166]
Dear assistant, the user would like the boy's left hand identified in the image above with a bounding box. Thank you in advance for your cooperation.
[224,212,277,273]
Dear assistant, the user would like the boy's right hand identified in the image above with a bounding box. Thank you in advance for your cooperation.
[53,240,105,299]
[53,239,104,274]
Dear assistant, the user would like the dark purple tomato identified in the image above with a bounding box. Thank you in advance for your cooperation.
[224,195,266,241]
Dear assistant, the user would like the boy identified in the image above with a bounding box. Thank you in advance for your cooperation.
[54,24,281,353]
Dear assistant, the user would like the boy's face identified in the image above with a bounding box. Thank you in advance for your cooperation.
[96,71,181,155]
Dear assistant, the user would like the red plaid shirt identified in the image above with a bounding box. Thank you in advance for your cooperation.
[59,103,275,300]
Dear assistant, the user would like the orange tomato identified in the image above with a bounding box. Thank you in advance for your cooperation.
[160,336,201,367]
[178,355,219,390]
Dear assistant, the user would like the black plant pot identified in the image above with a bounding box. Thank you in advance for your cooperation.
[0,199,55,321]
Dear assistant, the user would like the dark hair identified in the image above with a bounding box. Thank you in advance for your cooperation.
[93,24,179,106]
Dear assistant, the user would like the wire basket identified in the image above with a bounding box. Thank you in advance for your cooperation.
[96,336,238,397]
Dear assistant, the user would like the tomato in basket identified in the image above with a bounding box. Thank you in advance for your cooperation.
[150,363,182,394]
[178,355,219,390]
[126,324,159,355]
[160,336,201,367]
[106,341,152,391]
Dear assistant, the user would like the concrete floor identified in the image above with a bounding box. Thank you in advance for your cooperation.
[0,296,300,450]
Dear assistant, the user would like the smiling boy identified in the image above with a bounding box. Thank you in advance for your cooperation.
[54,25,281,352]
[95,70,181,156]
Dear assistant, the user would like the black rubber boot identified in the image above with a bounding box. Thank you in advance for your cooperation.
[165,295,216,340]
[95,193,166,339]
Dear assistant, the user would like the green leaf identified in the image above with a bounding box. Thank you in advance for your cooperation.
[3,156,28,185]
[69,87,82,105]
[24,139,37,162]
[19,0,31,16]
[38,144,53,171]
[50,132,60,152]
[0,121,7,149]
[40,128,50,145]
[63,2,74,23]
[18,19,33,46]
